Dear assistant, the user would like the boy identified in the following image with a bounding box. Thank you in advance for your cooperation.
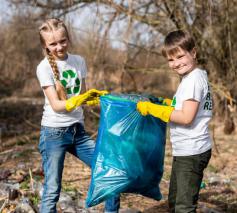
[137,30,212,213]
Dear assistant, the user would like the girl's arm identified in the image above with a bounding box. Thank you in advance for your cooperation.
[43,79,87,113]
[170,99,199,125]
[43,85,67,112]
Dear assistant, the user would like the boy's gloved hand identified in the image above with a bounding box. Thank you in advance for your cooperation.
[137,101,174,122]
[65,89,108,111]
[150,96,172,106]
[162,98,172,106]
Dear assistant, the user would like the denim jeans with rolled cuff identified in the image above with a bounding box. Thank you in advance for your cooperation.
[39,123,120,213]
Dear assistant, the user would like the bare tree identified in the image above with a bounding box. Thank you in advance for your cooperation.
[4,1,236,119]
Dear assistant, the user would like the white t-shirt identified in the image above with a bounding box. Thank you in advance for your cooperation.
[170,68,212,156]
[36,53,87,127]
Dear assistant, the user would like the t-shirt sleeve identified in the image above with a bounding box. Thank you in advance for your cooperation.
[36,63,55,87]
[182,75,203,102]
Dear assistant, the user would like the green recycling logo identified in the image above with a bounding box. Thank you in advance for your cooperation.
[171,97,176,107]
[60,69,81,95]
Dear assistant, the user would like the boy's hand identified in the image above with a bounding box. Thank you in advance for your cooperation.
[148,96,172,106]
[137,101,149,116]
[65,89,108,111]
[137,101,174,122]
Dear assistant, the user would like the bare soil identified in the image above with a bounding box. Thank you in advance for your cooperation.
[0,100,236,213]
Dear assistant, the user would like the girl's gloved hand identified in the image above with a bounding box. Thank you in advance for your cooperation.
[137,101,174,122]
[86,97,100,106]
[65,89,108,111]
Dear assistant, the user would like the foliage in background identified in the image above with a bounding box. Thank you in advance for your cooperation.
[1,0,236,124]
[0,11,42,97]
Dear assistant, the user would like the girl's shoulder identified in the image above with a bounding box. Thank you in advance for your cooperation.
[37,57,50,70]
[68,53,85,64]
[36,57,51,77]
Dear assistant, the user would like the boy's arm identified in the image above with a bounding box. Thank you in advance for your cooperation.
[169,99,199,125]
[137,99,199,125]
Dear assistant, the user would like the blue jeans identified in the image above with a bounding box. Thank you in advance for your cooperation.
[39,123,120,213]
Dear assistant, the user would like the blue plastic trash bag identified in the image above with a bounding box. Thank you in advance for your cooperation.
[86,94,166,207]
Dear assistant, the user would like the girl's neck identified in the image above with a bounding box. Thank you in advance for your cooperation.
[55,53,68,61]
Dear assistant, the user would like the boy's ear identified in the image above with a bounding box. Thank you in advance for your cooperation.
[191,48,197,59]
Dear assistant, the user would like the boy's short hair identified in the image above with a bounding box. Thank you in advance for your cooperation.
[162,30,195,58]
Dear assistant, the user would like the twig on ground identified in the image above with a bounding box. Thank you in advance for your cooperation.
[29,168,34,192]
[0,198,7,212]
[0,149,14,155]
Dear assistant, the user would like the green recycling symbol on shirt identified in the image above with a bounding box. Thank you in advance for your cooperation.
[60,69,81,95]
[171,97,176,107]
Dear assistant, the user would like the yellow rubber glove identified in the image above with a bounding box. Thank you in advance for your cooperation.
[137,101,174,122]
[65,89,108,111]
[86,89,108,97]
[86,97,100,106]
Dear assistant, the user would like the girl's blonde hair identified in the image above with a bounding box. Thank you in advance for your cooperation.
[39,18,70,100]
[162,30,195,58]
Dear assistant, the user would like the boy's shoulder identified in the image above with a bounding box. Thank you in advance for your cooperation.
[187,68,207,80]
[192,67,206,75]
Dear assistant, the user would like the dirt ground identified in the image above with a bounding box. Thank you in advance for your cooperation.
[62,116,237,213]
[0,105,237,212]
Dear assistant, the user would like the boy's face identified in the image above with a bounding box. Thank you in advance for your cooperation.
[167,48,196,76]
[43,29,69,60]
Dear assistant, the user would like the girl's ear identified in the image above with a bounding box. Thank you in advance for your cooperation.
[46,48,50,54]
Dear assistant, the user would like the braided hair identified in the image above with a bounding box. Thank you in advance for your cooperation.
[39,18,70,100]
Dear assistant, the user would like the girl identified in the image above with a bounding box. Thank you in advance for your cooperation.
[137,30,212,213]
[37,18,120,213]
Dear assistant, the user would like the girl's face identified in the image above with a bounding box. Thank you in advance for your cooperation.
[167,48,196,76]
[43,29,69,60]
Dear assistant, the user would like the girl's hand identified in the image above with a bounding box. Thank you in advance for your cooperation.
[65,89,108,111]
[86,97,100,106]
